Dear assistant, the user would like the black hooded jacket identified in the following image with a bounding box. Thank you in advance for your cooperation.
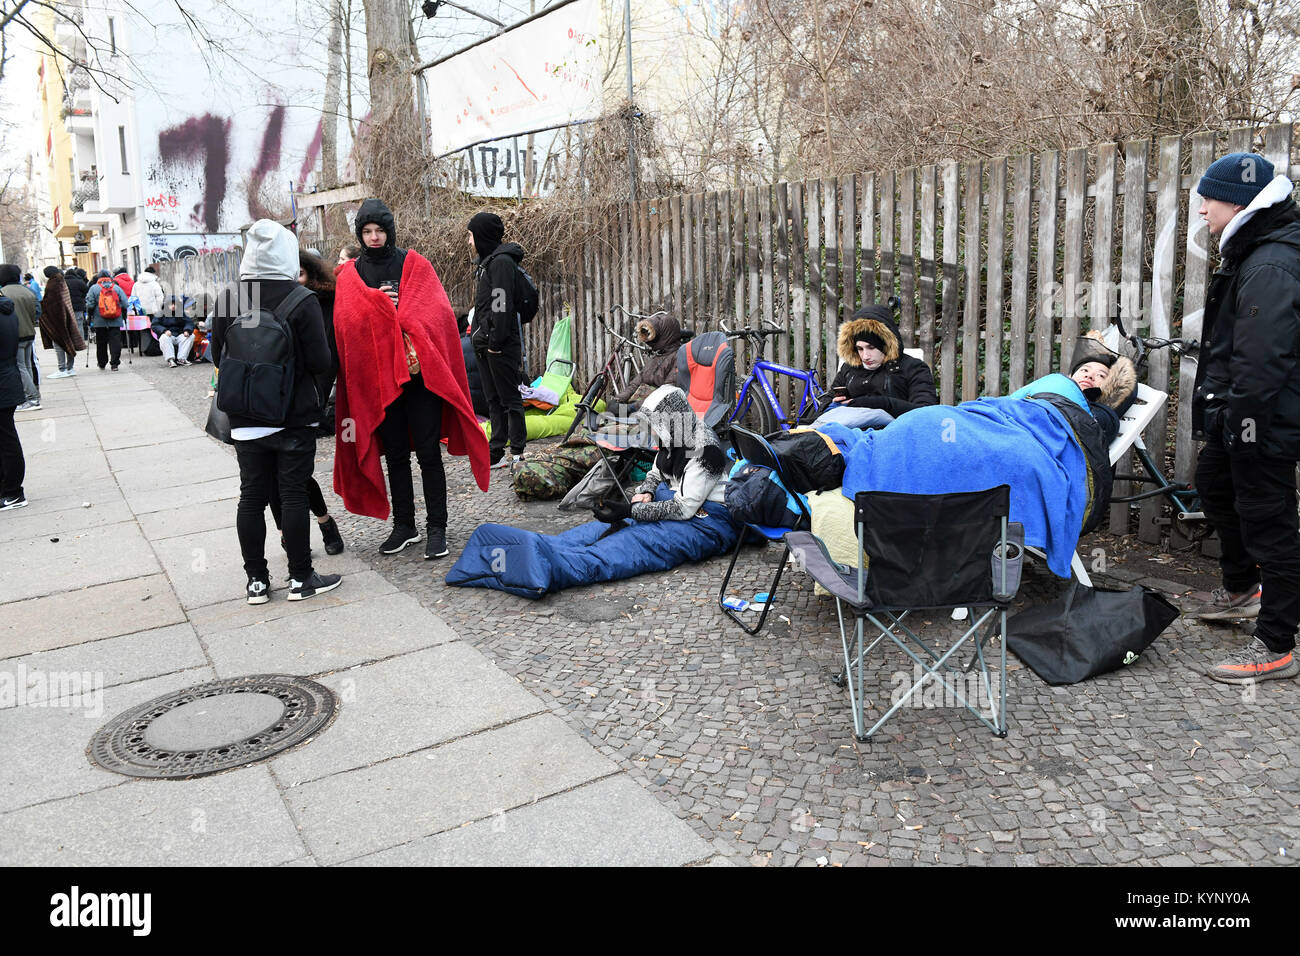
[0,296,22,409]
[829,307,938,417]
[353,198,407,289]
[1193,198,1300,459]
[471,243,526,353]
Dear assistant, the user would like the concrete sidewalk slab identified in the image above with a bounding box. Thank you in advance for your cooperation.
[186,570,398,636]
[270,641,544,785]
[123,475,240,514]
[93,409,197,451]
[19,479,125,518]
[0,667,215,814]
[113,452,239,495]
[0,574,185,655]
[204,591,455,681]
[0,521,161,605]
[135,498,238,541]
[0,764,304,866]
[348,774,712,867]
[287,713,620,865]
[151,524,368,611]
[1,622,207,695]
[21,417,100,450]
[17,447,114,489]
[105,435,233,474]
[0,498,134,545]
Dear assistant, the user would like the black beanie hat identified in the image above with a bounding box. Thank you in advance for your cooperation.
[853,328,889,353]
[467,212,505,257]
[43,265,59,278]
[1070,348,1117,376]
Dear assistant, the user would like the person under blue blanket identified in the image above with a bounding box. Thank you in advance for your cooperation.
[446,385,741,598]
[819,332,1136,577]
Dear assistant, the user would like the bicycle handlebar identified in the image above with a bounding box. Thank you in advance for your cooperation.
[1111,314,1198,367]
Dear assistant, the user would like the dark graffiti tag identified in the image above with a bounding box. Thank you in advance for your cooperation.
[157,113,232,233]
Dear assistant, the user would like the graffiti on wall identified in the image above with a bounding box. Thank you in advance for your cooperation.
[148,107,323,235]
[148,232,242,262]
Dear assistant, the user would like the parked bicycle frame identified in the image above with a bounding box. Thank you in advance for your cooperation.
[723,318,829,435]
[562,305,658,441]
[1104,317,1209,542]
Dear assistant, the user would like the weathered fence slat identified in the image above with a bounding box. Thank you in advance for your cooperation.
[841,173,858,319]
[984,158,1006,396]
[879,170,895,304]
[1091,143,1117,332]
[918,164,938,369]
[807,179,823,383]
[1035,149,1059,379]
[790,181,807,383]
[1111,138,1150,533]
[899,167,917,346]
[860,171,876,306]
[939,161,960,403]
[1176,132,1216,488]
[1062,147,1087,368]
[823,177,840,378]
[1008,153,1032,392]
[962,160,983,401]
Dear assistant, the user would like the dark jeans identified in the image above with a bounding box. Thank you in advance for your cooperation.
[95,327,122,369]
[234,427,317,581]
[476,344,525,456]
[0,406,24,499]
[377,374,447,531]
[1195,438,1300,652]
[268,475,328,529]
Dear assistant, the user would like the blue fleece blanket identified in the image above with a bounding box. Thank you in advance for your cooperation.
[819,397,1087,576]
[445,484,741,599]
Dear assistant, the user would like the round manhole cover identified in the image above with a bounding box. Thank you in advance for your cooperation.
[88,675,336,780]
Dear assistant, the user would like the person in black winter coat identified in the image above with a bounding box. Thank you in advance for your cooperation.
[467,211,527,467]
[210,219,340,603]
[0,294,27,508]
[1187,152,1300,684]
[458,312,487,417]
[814,303,937,427]
[65,268,89,341]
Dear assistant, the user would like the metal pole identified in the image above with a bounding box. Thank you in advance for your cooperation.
[624,0,637,200]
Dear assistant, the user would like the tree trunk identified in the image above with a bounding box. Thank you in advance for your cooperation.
[361,0,416,133]
[321,0,349,240]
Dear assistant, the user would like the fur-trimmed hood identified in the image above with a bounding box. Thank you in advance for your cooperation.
[837,306,903,366]
[635,311,683,355]
[1071,329,1137,410]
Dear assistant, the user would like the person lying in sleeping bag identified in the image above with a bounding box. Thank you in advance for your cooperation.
[445,384,740,598]
[817,331,1136,578]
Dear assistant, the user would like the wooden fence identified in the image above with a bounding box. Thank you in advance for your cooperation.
[170,124,1298,542]
[543,122,1297,543]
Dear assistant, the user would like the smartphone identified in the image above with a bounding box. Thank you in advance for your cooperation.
[382,279,400,301]
[833,386,848,397]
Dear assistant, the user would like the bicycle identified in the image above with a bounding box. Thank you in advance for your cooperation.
[723,318,830,436]
[562,305,657,441]
[1104,316,1209,543]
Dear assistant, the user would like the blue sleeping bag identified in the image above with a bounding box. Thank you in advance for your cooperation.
[445,484,741,599]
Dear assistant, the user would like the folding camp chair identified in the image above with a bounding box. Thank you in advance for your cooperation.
[786,486,1024,740]
[718,424,812,635]
[1025,383,1167,588]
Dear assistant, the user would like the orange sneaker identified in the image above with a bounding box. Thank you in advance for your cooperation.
[1207,637,1299,684]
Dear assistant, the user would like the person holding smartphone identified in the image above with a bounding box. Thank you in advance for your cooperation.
[812,302,938,429]
[332,199,489,561]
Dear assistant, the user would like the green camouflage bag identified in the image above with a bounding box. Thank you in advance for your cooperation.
[512,445,606,501]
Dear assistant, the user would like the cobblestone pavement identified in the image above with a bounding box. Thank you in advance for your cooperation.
[138,358,1300,866]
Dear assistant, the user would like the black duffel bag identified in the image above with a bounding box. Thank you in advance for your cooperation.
[1007,581,1179,685]
[764,427,845,493]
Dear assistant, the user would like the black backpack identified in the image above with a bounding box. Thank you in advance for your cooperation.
[486,250,540,324]
[216,285,312,425]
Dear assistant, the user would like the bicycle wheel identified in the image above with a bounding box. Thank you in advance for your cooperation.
[733,381,778,437]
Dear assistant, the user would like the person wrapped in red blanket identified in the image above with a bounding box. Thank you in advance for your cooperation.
[333,199,490,560]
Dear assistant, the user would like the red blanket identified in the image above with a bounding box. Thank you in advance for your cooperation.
[333,252,489,519]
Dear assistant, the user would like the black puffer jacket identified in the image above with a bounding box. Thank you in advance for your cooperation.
[65,269,89,311]
[1193,198,1300,459]
[829,307,938,417]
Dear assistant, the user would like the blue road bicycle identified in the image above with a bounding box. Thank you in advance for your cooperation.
[724,319,829,435]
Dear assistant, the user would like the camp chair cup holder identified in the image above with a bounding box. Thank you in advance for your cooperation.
[990,523,1025,603]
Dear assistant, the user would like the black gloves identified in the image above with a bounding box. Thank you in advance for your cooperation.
[593,498,633,523]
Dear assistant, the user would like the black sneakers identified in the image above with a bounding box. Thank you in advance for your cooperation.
[319,516,345,555]
[246,575,271,605]
[0,495,28,511]
[379,524,421,554]
[288,572,342,601]
[425,527,448,559]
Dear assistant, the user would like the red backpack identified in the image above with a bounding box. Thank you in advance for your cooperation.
[97,278,121,319]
